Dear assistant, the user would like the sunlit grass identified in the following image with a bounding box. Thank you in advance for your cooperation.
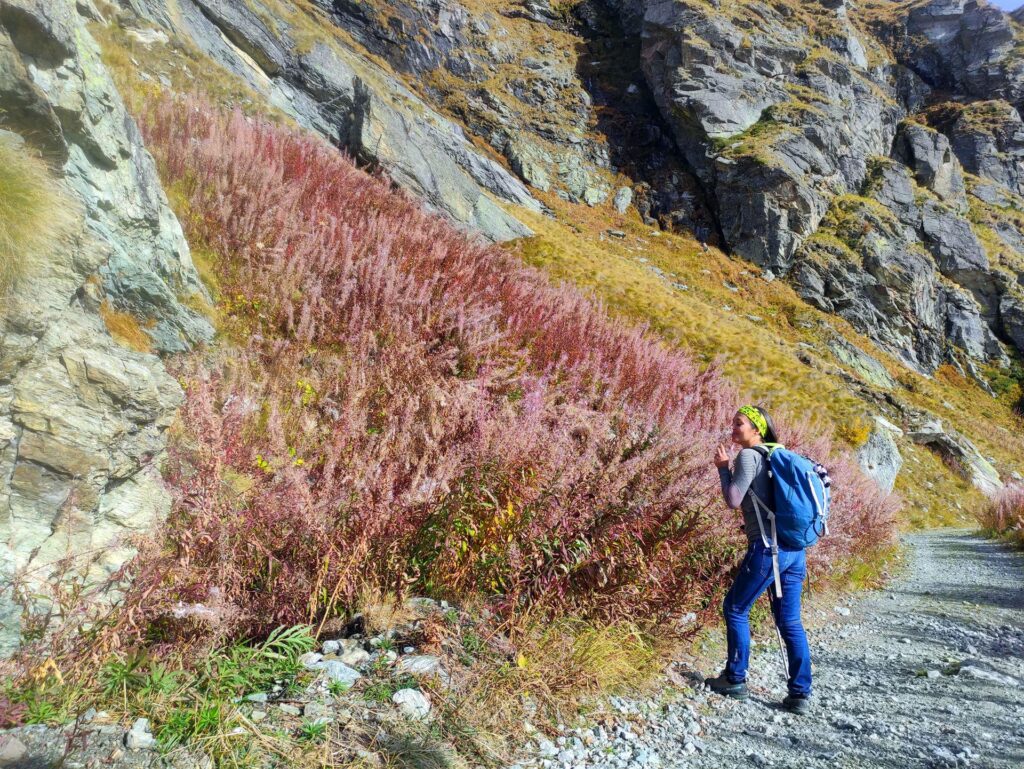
[512,195,877,444]
[0,132,77,296]
[508,193,1024,529]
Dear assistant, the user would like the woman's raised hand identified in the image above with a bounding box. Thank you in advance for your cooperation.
[714,444,730,469]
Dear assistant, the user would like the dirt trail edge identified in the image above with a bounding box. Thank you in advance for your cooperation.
[513,530,1024,769]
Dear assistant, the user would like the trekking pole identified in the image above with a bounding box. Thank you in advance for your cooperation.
[766,592,787,679]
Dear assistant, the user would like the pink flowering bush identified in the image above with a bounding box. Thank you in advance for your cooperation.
[976,483,1024,548]
[114,97,897,644]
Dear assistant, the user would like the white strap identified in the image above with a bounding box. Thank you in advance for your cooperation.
[750,491,771,549]
[750,492,783,598]
[807,471,830,536]
[768,512,782,598]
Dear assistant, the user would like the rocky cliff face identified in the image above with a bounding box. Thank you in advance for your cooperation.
[0,0,211,653]
[118,0,544,242]
[125,0,1022,386]
[628,0,1024,383]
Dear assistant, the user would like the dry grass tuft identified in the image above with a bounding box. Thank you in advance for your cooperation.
[433,617,662,764]
[355,586,417,637]
[0,132,76,296]
[99,299,154,354]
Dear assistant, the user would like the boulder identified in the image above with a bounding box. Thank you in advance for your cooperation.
[396,654,451,685]
[392,688,431,720]
[319,660,362,686]
[339,646,371,668]
[613,186,633,214]
[124,718,157,751]
[0,736,26,766]
[906,417,1002,495]
[856,416,903,494]
[506,136,553,192]
[303,650,362,685]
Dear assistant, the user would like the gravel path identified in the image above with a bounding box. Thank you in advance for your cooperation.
[517,530,1024,769]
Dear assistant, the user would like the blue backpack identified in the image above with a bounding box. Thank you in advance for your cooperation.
[748,443,831,597]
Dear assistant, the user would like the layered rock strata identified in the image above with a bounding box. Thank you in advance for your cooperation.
[0,0,211,653]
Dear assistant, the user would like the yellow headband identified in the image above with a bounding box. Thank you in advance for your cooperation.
[738,405,767,437]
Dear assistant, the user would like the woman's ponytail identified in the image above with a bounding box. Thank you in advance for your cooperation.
[754,405,779,444]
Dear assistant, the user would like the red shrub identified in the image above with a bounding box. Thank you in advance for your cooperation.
[112,97,897,643]
[976,483,1024,547]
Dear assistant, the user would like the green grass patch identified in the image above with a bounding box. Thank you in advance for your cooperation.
[8,625,316,762]
[363,673,419,704]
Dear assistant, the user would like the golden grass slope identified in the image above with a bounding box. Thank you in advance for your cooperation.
[510,192,1018,529]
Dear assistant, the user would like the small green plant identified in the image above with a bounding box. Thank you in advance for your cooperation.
[296,718,328,743]
[461,630,485,658]
[363,674,418,704]
[327,679,351,696]
[194,702,224,734]
[368,654,392,677]
[157,707,195,749]
[25,699,60,725]
[100,650,148,700]
[204,625,315,698]
[155,703,226,749]
[140,662,185,698]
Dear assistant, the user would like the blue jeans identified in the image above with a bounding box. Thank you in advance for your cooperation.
[723,541,812,696]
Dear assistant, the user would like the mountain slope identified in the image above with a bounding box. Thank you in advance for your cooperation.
[93,0,1024,525]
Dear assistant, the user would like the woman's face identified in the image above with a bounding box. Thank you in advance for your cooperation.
[731,412,761,445]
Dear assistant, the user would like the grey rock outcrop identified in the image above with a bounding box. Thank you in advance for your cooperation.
[934,100,1024,198]
[623,0,1024,379]
[857,416,904,494]
[999,290,1024,352]
[906,417,1002,495]
[893,121,968,211]
[827,336,898,391]
[119,0,541,242]
[640,0,902,272]
[792,162,1006,376]
[896,0,1024,108]
[0,0,210,654]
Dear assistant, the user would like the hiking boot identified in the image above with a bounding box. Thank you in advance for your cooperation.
[782,693,811,714]
[704,673,748,700]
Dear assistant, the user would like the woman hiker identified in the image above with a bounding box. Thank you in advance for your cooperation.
[707,404,813,714]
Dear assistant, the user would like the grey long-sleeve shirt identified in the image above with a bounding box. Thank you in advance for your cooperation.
[718,447,775,546]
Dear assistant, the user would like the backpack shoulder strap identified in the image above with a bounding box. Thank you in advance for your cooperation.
[751,442,785,457]
[749,491,783,599]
